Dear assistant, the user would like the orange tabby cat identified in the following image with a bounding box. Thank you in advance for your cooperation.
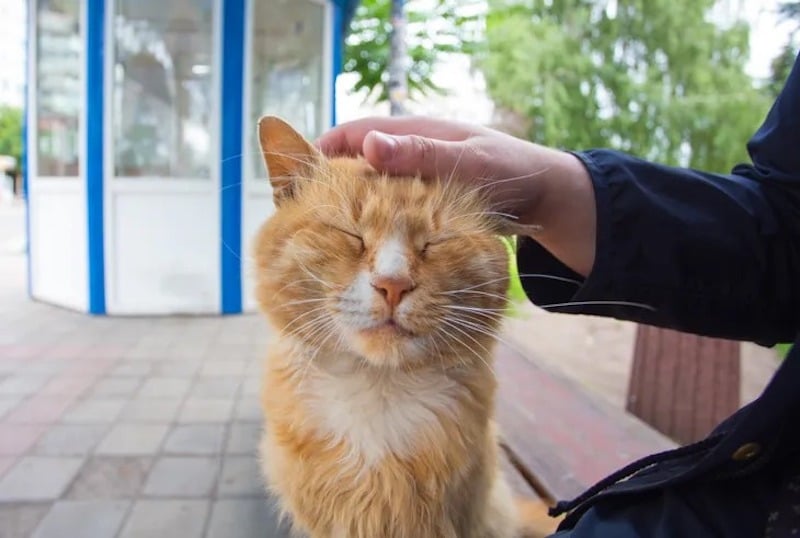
[253,116,556,538]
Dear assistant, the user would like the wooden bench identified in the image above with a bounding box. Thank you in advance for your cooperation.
[628,325,740,445]
[493,340,678,505]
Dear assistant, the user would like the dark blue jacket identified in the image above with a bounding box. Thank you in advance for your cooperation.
[516,52,800,538]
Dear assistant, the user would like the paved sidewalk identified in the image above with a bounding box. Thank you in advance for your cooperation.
[0,220,290,537]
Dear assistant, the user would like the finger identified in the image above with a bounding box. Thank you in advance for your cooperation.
[315,116,480,157]
[363,131,479,181]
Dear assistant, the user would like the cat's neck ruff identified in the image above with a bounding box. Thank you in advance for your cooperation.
[281,337,470,466]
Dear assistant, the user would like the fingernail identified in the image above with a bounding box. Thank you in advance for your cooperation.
[372,132,398,162]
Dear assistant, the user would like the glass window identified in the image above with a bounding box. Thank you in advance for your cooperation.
[112,0,215,178]
[250,0,326,179]
[36,0,81,177]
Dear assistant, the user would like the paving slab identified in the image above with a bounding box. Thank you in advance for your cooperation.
[0,457,84,501]
[30,500,129,538]
[118,500,209,538]
[142,457,219,498]
[206,499,291,538]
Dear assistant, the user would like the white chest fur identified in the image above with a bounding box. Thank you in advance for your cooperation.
[297,363,466,466]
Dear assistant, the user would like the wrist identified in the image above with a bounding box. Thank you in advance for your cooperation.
[522,149,598,277]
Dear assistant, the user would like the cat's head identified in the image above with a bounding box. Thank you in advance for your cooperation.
[252,116,509,369]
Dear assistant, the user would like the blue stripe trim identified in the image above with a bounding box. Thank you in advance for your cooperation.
[331,2,343,126]
[220,0,245,314]
[86,0,106,314]
[23,0,31,299]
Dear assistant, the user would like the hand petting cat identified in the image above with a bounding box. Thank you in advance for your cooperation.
[317,116,597,277]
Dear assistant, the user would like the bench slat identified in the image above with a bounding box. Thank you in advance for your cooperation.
[494,341,677,501]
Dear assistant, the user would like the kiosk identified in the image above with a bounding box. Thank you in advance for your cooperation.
[25,0,357,315]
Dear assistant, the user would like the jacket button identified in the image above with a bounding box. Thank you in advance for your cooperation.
[731,442,761,461]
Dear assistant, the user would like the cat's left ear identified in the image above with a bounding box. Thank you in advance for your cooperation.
[257,115,322,205]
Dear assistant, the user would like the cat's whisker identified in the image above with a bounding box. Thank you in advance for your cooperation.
[538,300,657,312]
[444,144,469,187]
[292,320,337,376]
[442,290,510,304]
[447,168,551,214]
[221,239,254,265]
[220,153,244,164]
[444,316,520,359]
[285,323,332,355]
[260,150,351,206]
[448,310,503,331]
[300,320,341,384]
[260,151,325,176]
[426,331,447,374]
[218,181,243,193]
[295,260,335,290]
[442,304,508,314]
[444,210,518,225]
[282,306,331,335]
[439,318,496,376]
[278,297,331,309]
[429,325,463,365]
[289,314,334,342]
[441,311,506,332]
[473,168,552,192]
[446,272,583,294]
[275,278,326,295]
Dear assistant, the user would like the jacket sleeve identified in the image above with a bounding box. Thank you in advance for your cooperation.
[516,53,800,346]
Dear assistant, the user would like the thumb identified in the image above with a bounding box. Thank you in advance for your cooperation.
[363,131,465,180]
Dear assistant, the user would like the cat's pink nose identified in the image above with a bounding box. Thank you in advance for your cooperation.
[371,275,415,309]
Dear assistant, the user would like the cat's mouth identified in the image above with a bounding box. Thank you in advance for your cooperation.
[361,318,415,338]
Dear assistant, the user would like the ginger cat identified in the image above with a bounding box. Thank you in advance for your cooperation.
[253,116,557,538]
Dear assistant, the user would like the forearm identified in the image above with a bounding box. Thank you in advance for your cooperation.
[517,148,598,277]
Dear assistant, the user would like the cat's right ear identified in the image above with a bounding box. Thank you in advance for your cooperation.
[257,115,322,206]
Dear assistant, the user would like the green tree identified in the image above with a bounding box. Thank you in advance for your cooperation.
[479,0,770,173]
[769,2,800,98]
[0,106,22,166]
[768,42,797,98]
[779,0,800,23]
[344,0,482,104]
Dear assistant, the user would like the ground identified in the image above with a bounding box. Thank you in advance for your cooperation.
[0,201,290,537]
[0,201,779,537]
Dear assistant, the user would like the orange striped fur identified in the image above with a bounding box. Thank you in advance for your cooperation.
[252,116,558,538]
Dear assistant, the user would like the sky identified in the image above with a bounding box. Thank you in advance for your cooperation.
[742,0,796,78]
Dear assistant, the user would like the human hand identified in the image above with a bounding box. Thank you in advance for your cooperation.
[316,116,552,226]
[316,116,597,276]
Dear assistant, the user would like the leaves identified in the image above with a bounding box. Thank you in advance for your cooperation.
[478,0,771,172]
[344,0,483,103]
[0,106,22,166]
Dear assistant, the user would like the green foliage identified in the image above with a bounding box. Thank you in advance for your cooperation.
[479,0,770,172]
[775,342,792,361]
[0,106,22,166]
[768,43,798,99]
[779,0,800,26]
[344,0,483,103]
[500,235,527,318]
[770,1,800,99]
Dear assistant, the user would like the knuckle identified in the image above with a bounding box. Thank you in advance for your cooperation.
[409,135,437,163]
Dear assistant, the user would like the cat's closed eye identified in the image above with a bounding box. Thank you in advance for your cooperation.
[420,235,459,257]
[327,224,365,252]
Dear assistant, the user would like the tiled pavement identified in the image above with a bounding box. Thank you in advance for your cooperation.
[0,231,291,536]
